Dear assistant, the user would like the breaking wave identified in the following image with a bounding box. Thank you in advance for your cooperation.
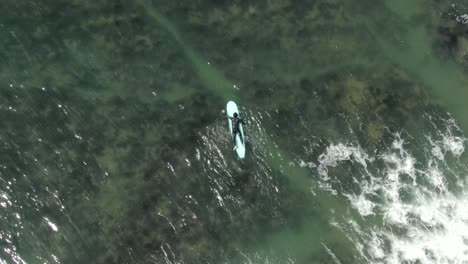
[312,118,468,263]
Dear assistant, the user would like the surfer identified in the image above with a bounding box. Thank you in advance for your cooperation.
[221,109,247,151]
[231,112,246,150]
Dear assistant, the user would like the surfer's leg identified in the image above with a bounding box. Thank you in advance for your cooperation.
[238,131,244,145]
[233,132,237,150]
[232,130,237,144]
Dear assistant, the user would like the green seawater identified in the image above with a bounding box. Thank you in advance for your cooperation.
[1,0,468,263]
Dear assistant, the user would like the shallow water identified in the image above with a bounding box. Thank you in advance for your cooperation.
[1,0,468,263]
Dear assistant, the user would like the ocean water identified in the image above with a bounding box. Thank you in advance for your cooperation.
[1,0,468,263]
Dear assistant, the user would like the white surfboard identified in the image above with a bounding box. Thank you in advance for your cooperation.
[226,101,246,159]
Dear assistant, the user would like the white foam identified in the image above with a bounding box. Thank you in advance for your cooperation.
[430,143,444,160]
[442,134,465,157]
[298,159,316,168]
[371,146,468,263]
[385,194,468,263]
[427,160,446,190]
[429,118,466,160]
[322,243,342,264]
[317,143,371,178]
[345,193,375,216]
[456,14,468,24]
[311,119,468,263]
[368,231,385,260]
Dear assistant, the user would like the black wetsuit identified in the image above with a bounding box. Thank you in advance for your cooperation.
[231,117,246,144]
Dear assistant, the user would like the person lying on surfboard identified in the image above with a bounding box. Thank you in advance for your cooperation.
[231,112,246,150]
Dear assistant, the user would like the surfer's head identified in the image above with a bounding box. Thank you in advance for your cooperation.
[234,113,238,118]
